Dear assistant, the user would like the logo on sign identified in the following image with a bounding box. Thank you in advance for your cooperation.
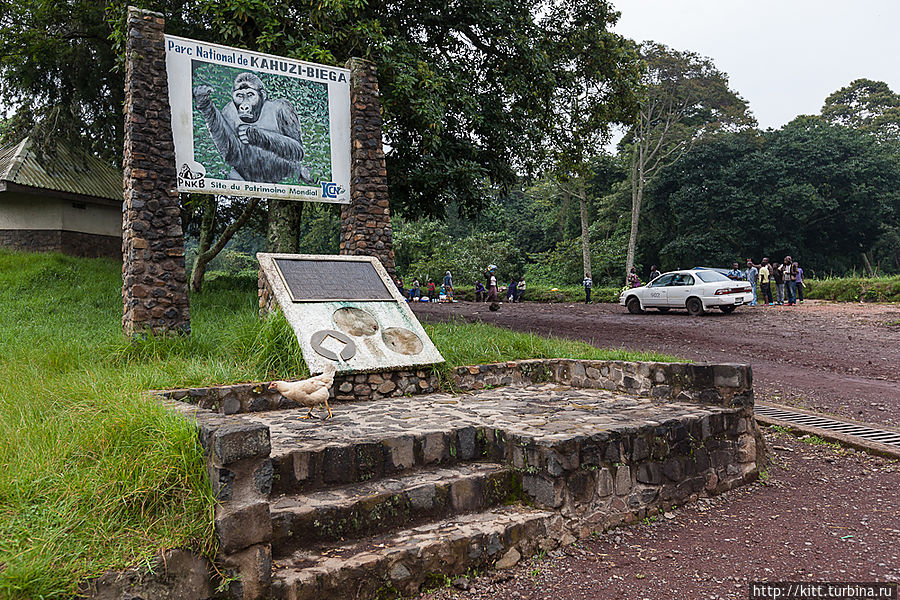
[322,182,345,199]
[178,163,206,189]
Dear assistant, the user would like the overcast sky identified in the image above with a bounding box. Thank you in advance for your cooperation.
[609,0,900,130]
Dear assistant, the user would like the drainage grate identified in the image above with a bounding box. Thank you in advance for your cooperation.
[755,404,900,449]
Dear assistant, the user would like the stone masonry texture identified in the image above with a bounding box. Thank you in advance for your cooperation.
[121,7,190,336]
[156,359,753,415]
[339,58,395,277]
[0,229,121,259]
[152,359,762,600]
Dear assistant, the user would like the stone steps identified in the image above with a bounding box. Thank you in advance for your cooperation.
[269,463,519,556]
[269,425,505,496]
[269,505,557,600]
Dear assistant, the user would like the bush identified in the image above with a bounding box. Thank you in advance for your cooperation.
[803,276,900,302]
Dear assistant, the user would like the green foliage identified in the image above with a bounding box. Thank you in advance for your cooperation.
[641,119,900,273]
[394,220,526,284]
[191,62,331,183]
[2,0,645,219]
[0,0,125,159]
[820,78,900,144]
[0,251,219,599]
[424,319,681,368]
[803,275,900,303]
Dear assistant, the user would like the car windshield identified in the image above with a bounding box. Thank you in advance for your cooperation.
[650,274,675,287]
[695,270,731,283]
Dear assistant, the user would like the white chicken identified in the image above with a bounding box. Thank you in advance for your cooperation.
[268,363,336,420]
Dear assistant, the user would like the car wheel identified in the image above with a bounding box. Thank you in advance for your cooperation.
[686,297,705,316]
[656,307,670,313]
[719,305,736,314]
[626,297,644,314]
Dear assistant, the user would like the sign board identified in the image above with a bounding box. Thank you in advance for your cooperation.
[258,253,444,375]
[164,35,350,204]
[273,257,394,302]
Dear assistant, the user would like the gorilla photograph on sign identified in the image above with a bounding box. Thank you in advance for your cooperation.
[165,36,351,203]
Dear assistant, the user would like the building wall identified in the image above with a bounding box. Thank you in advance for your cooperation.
[0,191,122,258]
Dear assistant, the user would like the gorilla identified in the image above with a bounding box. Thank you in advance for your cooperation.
[193,73,312,184]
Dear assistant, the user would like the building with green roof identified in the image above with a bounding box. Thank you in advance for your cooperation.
[0,137,122,258]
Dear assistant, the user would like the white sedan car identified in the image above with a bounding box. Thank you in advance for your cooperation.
[619,269,753,316]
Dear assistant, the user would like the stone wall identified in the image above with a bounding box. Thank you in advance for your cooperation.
[80,549,214,600]
[0,229,121,259]
[156,358,751,414]
[158,368,441,414]
[338,58,395,277]
[451,359,753,410]
[121,7,191,336]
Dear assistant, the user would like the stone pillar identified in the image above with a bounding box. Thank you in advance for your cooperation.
[339,58,395,277]
[121,7,190,336]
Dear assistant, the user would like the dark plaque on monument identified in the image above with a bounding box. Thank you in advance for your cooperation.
[273,258,394,302]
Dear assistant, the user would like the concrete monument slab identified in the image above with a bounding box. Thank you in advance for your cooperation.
[258,253,444,375]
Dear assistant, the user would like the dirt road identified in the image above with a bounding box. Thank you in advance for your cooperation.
[413,300,900,427]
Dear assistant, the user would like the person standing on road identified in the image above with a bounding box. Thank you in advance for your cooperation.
[487,266,499,302]
[758,258,773,305]
[772,259,785,305]
[648,265,661,282]
[783,256,797,306]
[795,261,805,303]
[516,278,526,302]
[744,259,759,306]
[442,271,453,302]
[583,275,593,304]
[727,262,743,280]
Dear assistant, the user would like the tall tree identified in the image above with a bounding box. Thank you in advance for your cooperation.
[820,78,900,143]
[622,42,754,282]
[643,119,899,274]
[541,1,641,279]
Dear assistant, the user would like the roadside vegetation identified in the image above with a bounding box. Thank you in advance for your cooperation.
[0,250,679,598]
[803,275,900,303]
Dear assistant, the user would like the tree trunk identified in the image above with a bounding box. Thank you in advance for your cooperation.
[578,177,592,279]
[268,200,303,253]
[860,251,874,277]
[190,196,261,293]
[559,187,570,240]
[190,196,217,293]
[625,148,643,285]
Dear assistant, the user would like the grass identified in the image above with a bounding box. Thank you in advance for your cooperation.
[803,275,900,303]
[424,319,679,367]
[0,250,680,599]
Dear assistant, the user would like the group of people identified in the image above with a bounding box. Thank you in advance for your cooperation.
[728,256,805,306]
[474,265,521,303]
[397,265,525,305]
[395,271,456,302]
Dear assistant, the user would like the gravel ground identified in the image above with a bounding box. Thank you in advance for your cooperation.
[417,429,900,600]
[413,300,900,427]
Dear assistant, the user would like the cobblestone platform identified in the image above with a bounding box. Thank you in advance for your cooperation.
[242,383,733,455]
[179,365,762,600]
